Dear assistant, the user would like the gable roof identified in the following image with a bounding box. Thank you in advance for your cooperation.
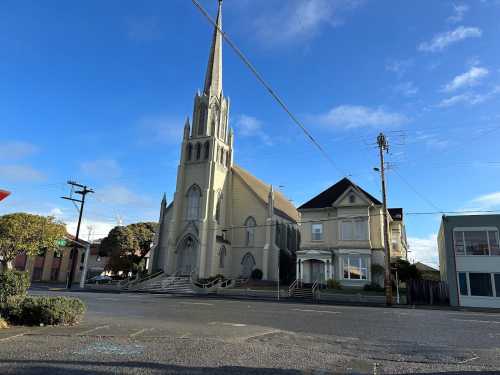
[415,262,439,272]
[298,177,382,210]
[232,165,299,223]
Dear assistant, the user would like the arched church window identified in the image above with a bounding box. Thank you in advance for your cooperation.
[220,149,224,164]
[219,246,226,268]
[186,185,201,220]
[245,217,256,246]
[241,252,256,278]
[186,143,192,161]
[195,143,201,160]
[198,105,206,136]
[215,194,222,223]
[204,141,210,159]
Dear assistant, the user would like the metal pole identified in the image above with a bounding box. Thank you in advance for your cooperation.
[80,243,91,288]
[396,269,400,304]
[277,263,280,301]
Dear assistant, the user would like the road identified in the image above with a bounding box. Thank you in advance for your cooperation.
[0,290,499,374]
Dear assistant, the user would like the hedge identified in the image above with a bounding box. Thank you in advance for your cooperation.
[1,296,86,326]
[0,271,30,303]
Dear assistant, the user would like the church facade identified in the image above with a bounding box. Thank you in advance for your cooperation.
[149,1,299,282]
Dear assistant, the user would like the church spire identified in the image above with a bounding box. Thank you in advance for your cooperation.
[203,0,223,97]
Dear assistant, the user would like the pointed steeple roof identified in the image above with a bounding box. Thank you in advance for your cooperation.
[203,0,223,97]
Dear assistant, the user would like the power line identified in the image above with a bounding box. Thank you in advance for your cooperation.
[392,168,443,213]
[190,0,348,177]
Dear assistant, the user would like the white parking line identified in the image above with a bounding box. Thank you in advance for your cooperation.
[77,325,109,336]
[129,328,152,337]
[0,333,27,342]
[179,302,214,306]
[453,319,500,324]
[291,308,341,314]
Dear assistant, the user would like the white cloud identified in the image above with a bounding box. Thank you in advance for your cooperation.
[437,86,500,107]
[442,66,489,92]
[81,159,122,179]
[252,0,363,45]
[386,59,414,77]
[235,115,272,145]
[48,207,64,218]
[0,165,45,182]
[471,191,500,208]
[66,219,115,241]
[0,141,38,160]
[418,26,482,52]
[94,185,148,206]
[314,105,409,129]
[394,81,419,97]
[408,234,439,269]
[139,115,183,144]
[447,4,469,23]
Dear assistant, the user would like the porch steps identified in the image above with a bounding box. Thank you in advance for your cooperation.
[291,287,314,302]
[123,274,195,294]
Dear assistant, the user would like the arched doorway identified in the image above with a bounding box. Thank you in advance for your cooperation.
[176,235,198,276]
[241,252,256,278]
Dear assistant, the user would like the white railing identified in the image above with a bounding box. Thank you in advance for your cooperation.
[312,280,320,302]
[288,279,298,297]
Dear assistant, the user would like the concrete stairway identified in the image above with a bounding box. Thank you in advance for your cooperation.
[290,287,314,302]
[124,274,195,294]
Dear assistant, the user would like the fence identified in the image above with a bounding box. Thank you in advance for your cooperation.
[407,279,449,305]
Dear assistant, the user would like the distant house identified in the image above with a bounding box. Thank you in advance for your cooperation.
[438,214,500,308]
[297,178,408,287]
[415,262,440,281]
[13,236,108,284]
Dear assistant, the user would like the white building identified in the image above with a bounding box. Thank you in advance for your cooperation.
[148,1,299,282]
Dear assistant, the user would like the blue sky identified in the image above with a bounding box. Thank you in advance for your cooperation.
[1,0,500,266]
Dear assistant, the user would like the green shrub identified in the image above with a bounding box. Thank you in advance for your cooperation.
[1,296,85,326]
[371,264,385,276]
[251,268,263,280]
[326,279,342,290]
[363,282,384,292]
[0,271,30,303]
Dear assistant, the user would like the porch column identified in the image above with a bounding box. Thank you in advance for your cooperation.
[324,260,328,282]
[329,260,334,280]
[299,260,303,283]
[296,260,300,281]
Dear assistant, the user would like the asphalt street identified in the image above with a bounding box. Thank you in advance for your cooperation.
[0,290,499,374]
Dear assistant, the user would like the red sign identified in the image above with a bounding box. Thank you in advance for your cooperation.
[0,190,11,202]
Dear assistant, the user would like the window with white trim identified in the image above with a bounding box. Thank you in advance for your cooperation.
[454,229,500,256]
[341,218,368,241]
[245,217,256,247]
[311,223,323,241]
[457,272,500,298]
[342,255,368,280]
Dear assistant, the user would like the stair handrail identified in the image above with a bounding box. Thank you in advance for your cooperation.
[288,279,298,297]
[312,280,320,302]
[122,270,164,289]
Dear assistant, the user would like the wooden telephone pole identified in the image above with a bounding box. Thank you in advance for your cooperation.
[62,181,94,289]
[377,133,393,306]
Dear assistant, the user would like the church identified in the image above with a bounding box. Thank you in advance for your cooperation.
[148,1,300,282]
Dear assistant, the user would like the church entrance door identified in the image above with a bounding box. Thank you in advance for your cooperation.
[176,236,198,276]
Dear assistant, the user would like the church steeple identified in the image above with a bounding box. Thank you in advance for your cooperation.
[203,0,223,98]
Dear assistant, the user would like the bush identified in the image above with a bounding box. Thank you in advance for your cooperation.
[1,296,85,326]
[363,282,384,292]
[251,268,263,280]
[326,279,342,290]
[0,271,30,303]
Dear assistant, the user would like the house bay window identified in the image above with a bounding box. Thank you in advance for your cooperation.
[341,218,368,241]
[342,255,368,280]
[454,229,500,256]
[311,223,323,241]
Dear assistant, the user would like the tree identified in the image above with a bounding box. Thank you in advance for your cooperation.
[391,258,421,282]
[100,222,157,275]
[0,213,66,272]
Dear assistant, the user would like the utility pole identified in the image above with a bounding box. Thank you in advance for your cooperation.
[62,181,94,289]
[377,133,393,306]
